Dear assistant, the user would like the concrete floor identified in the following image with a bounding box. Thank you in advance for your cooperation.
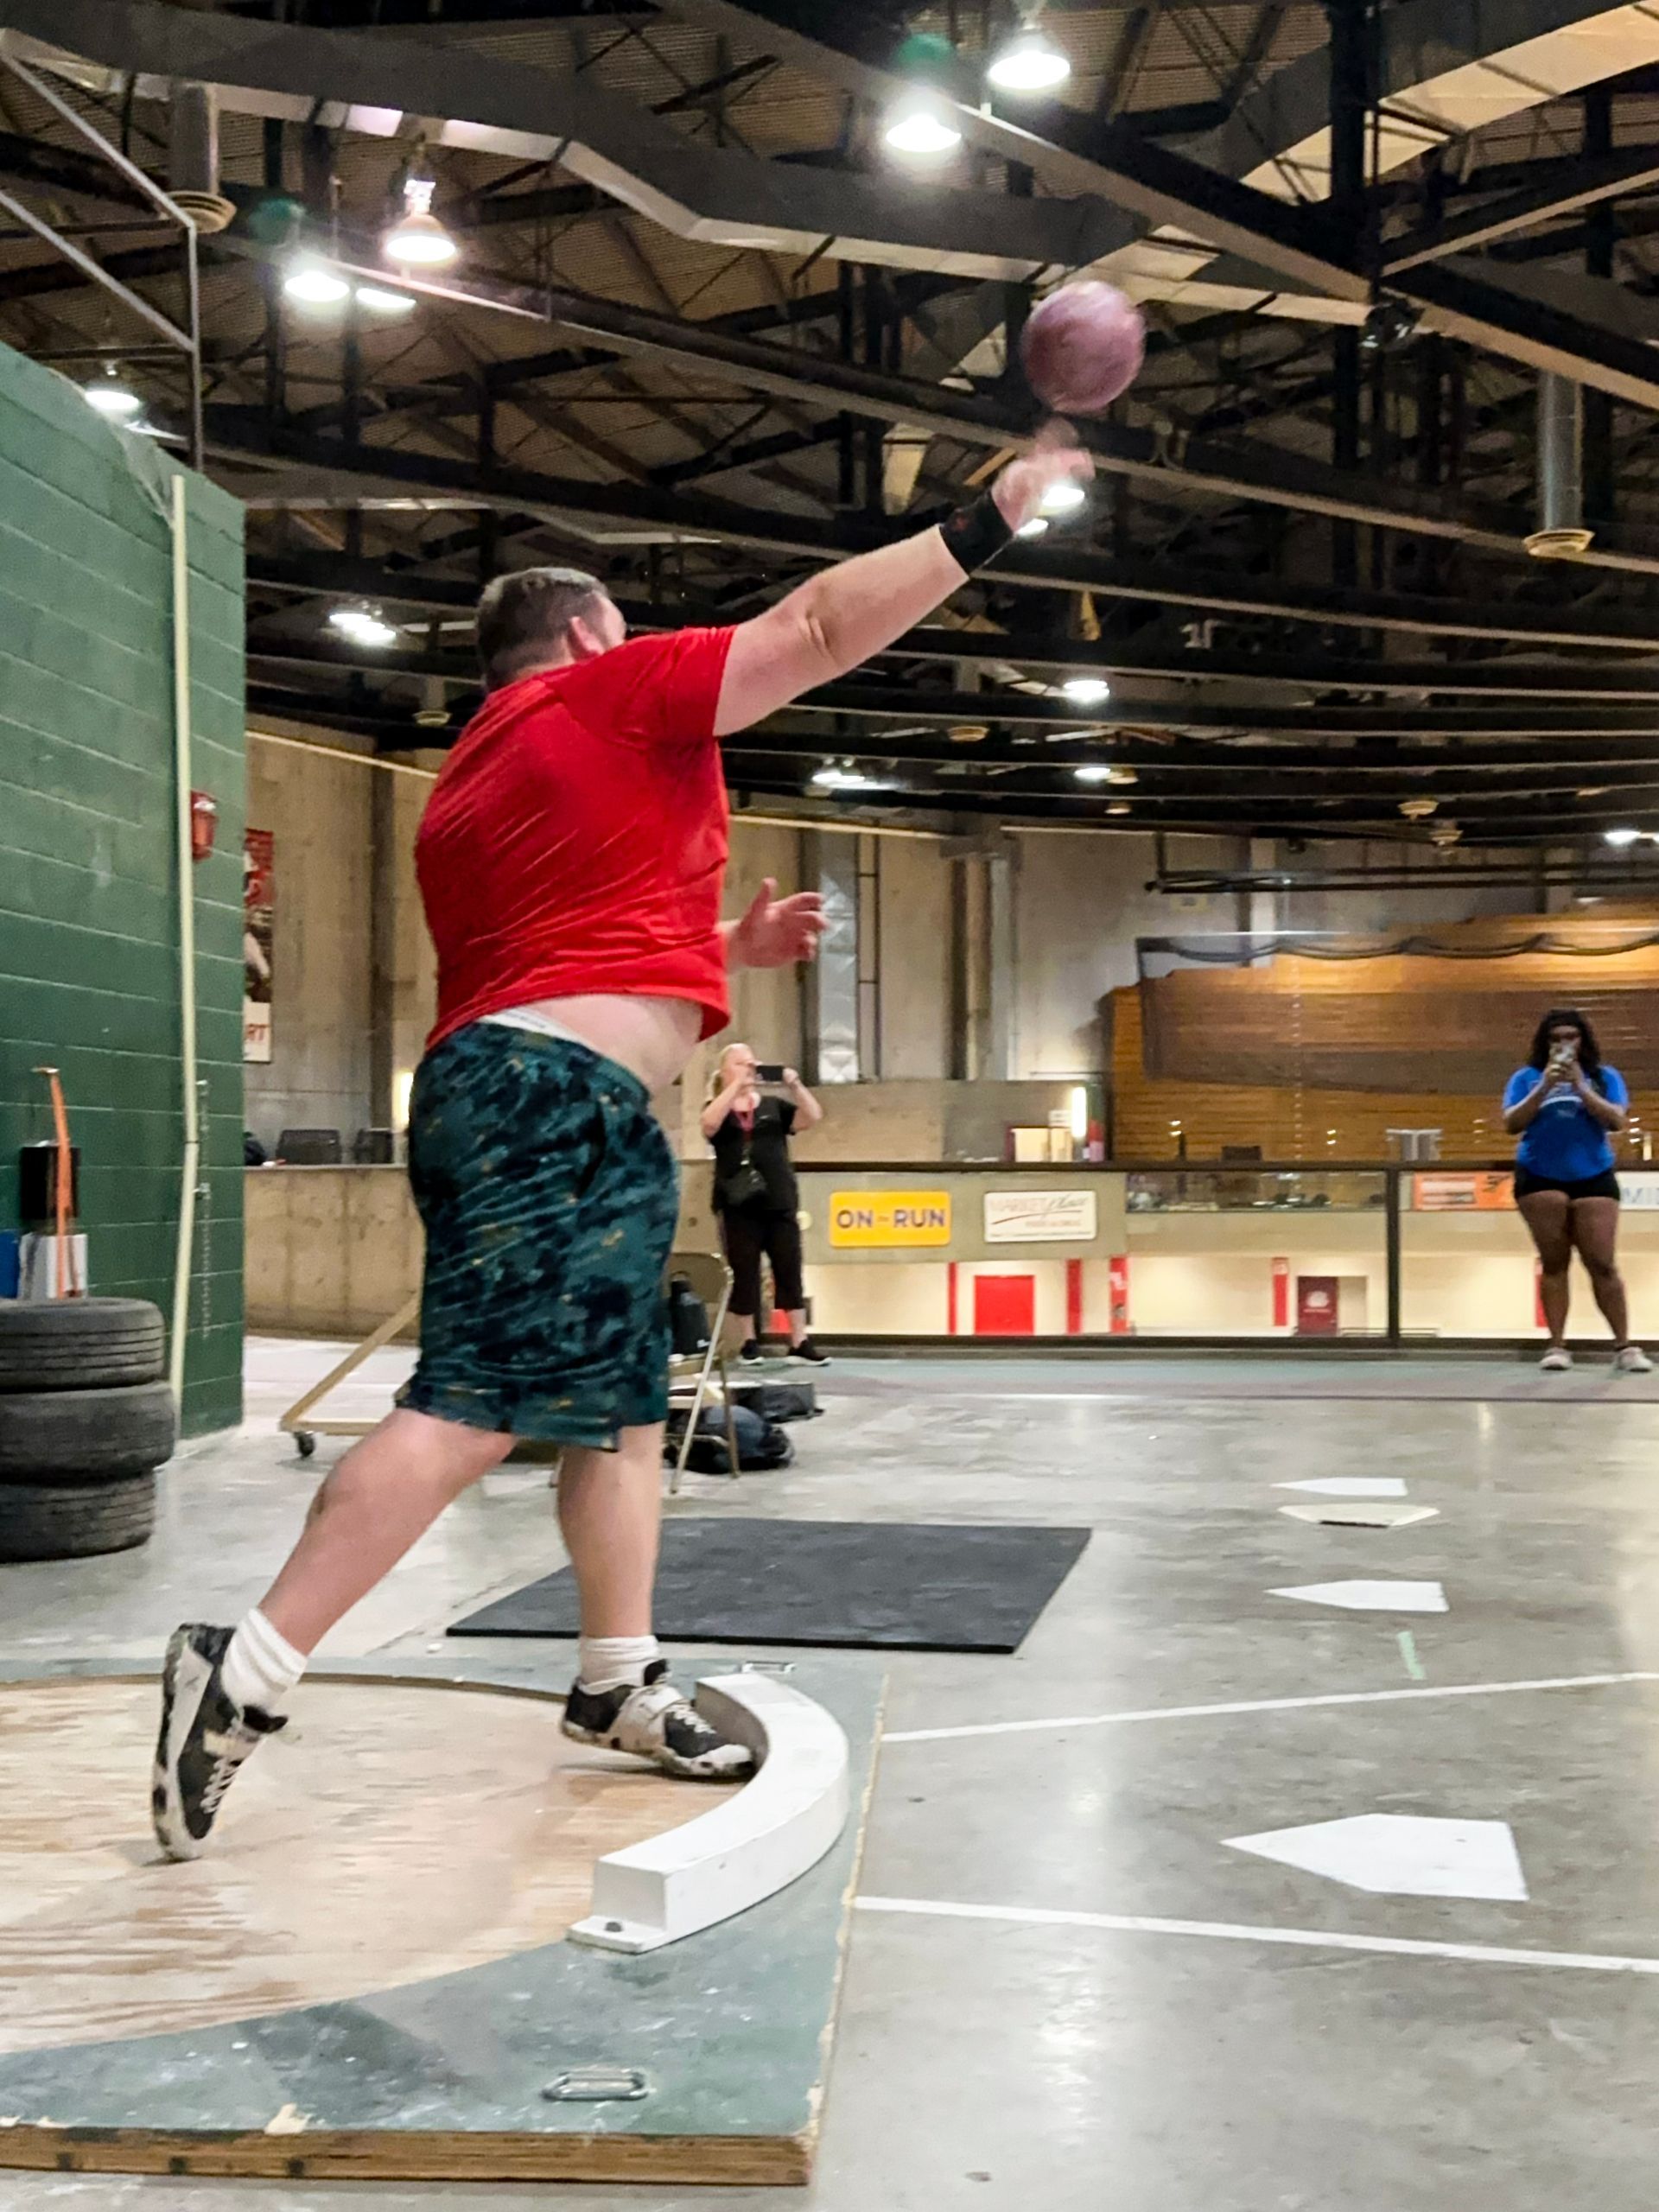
[7,1342,1659,2209]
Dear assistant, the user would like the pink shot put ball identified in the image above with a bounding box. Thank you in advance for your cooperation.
[1019,280,1146,416]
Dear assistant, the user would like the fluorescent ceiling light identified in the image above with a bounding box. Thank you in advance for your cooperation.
[1062,676,1111,704]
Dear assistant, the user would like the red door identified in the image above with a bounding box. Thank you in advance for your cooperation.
[974,1274,1036,1336]
[1296,1275,1339,1337]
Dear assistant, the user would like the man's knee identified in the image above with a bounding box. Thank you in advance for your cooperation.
[1539,1253,1573,1281]
[1584,1254,1621,1286]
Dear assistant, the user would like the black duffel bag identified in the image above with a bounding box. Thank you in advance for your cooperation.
[672,1402,795,1474]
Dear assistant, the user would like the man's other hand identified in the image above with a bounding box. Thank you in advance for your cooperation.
[728,880,827,969]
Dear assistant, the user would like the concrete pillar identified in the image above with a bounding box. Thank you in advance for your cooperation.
[367,768,397,1136]
[804,832,860,1084]
[986,845,1016,1079]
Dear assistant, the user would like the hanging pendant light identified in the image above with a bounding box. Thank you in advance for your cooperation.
[384,175,457,267]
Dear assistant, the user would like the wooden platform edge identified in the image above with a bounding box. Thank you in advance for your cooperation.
[0,2125,813,2186]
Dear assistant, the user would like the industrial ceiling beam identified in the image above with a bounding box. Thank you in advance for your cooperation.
[213,411,1641,651]
[230,419,1659,644]
[3,0,1138,282]
[195,265,1659,576]
[242,530,1659,654]
[669,0,1365,297]
[1397,256,1659,417]
[1384,142,1659,273]
[242,623,1659,744]
[226,455,1659,695]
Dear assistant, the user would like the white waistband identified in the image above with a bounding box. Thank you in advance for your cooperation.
[484,1007,592,1049]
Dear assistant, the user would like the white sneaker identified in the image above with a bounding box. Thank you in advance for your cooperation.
[1540,1345,1573,1372]
[1614,1344,1653,1376]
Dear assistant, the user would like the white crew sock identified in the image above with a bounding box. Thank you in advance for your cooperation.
[577,1634,660,1694]
[220,1608,308,1716]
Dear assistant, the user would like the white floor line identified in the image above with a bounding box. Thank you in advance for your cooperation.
[883,1669,1659,1745]
[855,1896,1659,1977]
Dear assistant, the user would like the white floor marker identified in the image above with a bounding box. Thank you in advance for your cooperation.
[1270,1580,1448,1613]
[1275,1478,1408,1499]
[1279,1503,1440,1530]
[1225,1814,1527,1901]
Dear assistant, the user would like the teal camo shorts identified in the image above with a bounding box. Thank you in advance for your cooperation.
[398,1023,680,1448]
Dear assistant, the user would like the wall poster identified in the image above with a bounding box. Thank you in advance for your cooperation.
[244,828,274,1063]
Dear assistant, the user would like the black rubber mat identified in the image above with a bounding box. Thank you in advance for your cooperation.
[449,1517,1090,1654]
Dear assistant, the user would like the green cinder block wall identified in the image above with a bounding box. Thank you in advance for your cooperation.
[0,342,246,1434]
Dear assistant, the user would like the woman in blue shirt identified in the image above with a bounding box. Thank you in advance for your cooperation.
[1503,1007,1649,1373]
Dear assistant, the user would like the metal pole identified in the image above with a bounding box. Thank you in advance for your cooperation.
[1584,82,1615,530]
[186,221,203,471]
[168,476,200,1408]
[1385,1165,1402,1347]
[1325,0,1370,590]
[1536,372,1584,536]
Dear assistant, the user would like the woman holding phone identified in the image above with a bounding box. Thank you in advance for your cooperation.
[1503,1007,1649,1372]
[702,1044,829,1365]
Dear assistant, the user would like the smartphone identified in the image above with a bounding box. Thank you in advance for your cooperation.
[755,1064,786,1084]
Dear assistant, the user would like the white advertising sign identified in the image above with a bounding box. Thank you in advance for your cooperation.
[982,1189,1098,1245]
[1619,1171,1659,1210]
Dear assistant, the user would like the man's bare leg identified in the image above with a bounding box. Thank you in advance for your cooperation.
[151,1409,512,1859]
[557,1420,751,1779]
[259,1409,515,1654]
[556,1423,664,1639]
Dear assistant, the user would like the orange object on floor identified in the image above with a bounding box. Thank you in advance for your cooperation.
[31,1065,80,1299]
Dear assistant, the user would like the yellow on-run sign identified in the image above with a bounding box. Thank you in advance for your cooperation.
[828,1191,952,1249]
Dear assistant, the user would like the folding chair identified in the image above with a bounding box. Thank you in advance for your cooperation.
[665,1249,742,1494]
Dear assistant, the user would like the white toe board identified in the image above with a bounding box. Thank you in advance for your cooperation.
[570,1673,852,1955]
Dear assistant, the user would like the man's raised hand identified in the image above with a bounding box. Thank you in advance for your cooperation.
[727,879,827,969]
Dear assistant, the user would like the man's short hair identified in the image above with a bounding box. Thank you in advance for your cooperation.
[476,566,608,691]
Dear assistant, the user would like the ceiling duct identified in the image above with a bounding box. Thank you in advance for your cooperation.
[1528,372,1595,558]
[167,80,232,234]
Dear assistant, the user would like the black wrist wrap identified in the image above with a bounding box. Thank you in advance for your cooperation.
[940,491,1014,575]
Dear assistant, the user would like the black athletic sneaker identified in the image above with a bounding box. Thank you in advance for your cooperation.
[151,1623,287,1862]
[562,1660,753,1780]
[738,1338,766,1365]
[789,1336,831,1367]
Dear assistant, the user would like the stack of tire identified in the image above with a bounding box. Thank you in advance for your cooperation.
[0,1300,175,1562]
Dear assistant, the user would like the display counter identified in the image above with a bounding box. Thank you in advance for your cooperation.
[246,1158,1659,1347]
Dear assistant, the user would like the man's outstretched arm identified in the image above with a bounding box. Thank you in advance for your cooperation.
[713,432,1092,739]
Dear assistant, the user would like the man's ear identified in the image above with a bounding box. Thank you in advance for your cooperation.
[567,613,607,662]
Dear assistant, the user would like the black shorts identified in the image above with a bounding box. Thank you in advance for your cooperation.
[1513,1167,1621,1203]
[399,1023,680,1447]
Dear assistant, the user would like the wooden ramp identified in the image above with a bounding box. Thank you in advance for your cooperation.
[0,1654,882,2185]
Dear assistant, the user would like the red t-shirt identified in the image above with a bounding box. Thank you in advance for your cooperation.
[418,626,736,1052]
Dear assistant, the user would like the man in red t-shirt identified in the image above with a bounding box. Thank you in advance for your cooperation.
[153,429,1093,1855]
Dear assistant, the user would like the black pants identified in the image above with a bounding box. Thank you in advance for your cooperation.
[720,1203,804,1319]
